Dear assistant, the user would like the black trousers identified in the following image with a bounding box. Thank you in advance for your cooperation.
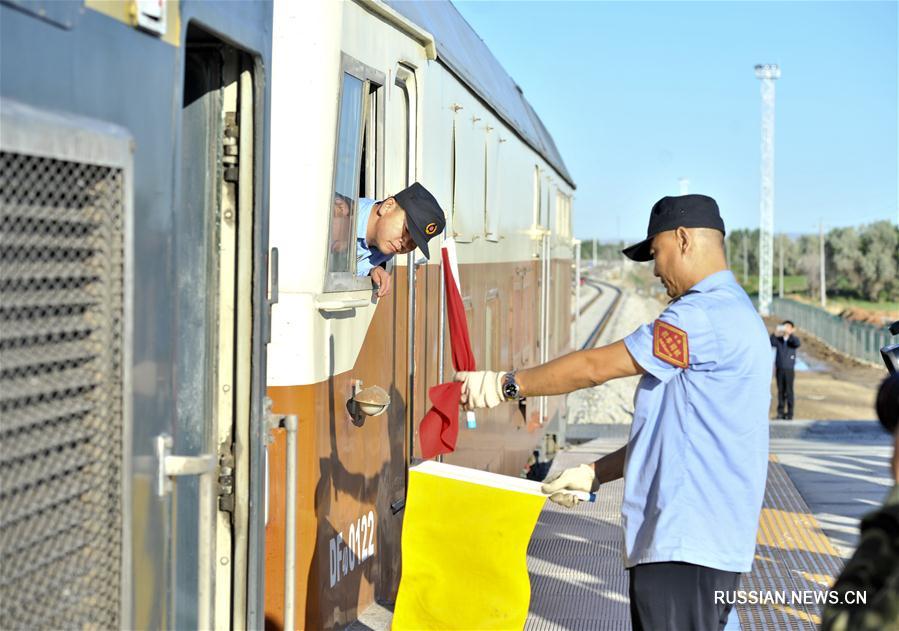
[776,368,795,419]
[628,562,741,631]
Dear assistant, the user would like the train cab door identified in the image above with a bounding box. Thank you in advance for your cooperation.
[145,30,255,630]
[375,63,420,604]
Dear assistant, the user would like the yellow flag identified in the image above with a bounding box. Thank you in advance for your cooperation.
[393,461,547,630]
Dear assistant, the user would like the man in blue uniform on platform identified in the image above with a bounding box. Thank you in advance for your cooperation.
[457,195,772,630]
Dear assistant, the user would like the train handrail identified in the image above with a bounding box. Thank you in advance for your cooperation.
[282,415,299,631]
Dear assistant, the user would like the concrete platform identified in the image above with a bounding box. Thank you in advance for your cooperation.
[528,424,892,630]
[525,439,629,631]
[563,421,893,559]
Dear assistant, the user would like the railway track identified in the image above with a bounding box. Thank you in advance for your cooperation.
[572,281,603,320]
[580,278,622,350]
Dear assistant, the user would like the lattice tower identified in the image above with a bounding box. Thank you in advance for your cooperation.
[755,63,780,316]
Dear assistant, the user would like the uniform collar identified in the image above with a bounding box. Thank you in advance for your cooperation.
[357,198,379,245]
[687,269,735,294]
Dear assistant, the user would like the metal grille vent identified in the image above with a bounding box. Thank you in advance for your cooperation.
[0,151,124,630]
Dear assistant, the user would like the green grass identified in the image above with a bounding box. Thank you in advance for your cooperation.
[633,270,895,311]
[737,274,899,312]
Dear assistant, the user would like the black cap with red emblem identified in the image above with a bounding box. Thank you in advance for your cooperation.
[622,194,726,262]
[393,182,446,259]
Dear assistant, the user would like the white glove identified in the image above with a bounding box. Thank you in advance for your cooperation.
[541,464,597,508]
[456,371,505,410]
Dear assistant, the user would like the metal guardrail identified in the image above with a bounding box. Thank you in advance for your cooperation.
[769,297,893,366]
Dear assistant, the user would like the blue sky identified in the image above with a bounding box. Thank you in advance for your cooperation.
[453,0,898,241]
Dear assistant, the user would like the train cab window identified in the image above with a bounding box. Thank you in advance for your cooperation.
[360,88,381,199]
[328,73,363,279]
[325,54,385,292]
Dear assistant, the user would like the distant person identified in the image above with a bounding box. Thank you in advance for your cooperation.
[770,320,801,420]
[355,182,445,298]
[457,195,772,631]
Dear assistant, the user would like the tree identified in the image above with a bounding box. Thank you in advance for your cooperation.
[775,233,801,277]
[725,229,759,282]
[582,220,899,302]
[827,226,863,294]
[796,234,821,297]
[856,221,898,301]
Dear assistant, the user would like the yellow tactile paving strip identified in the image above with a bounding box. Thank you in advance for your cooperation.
[526,452,846,630]
[737,456,845,630]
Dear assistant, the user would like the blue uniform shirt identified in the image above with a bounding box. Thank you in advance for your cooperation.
[622,270,771,572]
[356,198,392,277]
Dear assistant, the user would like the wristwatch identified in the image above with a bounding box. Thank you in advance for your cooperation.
[501,371,521,401]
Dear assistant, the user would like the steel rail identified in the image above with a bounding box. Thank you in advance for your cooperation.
[580,280,622,351]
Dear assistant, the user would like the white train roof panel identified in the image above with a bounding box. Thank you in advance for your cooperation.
[386,0,576,189]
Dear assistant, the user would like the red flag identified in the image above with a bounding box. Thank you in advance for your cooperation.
[419,241,474,459]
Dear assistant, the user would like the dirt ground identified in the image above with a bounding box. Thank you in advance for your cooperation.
[763,316,885,421]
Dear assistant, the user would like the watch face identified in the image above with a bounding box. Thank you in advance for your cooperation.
[503,381,518,399]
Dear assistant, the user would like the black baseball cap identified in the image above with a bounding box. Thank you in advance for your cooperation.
[622,194,726,262]
[393,182,446,259]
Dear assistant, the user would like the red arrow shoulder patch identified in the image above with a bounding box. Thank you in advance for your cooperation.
[653,319,689,368]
